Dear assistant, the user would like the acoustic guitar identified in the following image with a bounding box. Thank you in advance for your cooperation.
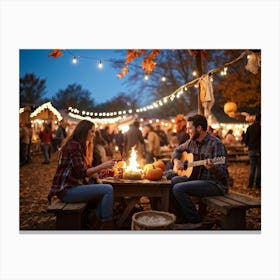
[173,152,226,178]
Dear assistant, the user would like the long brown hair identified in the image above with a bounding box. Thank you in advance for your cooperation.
[59,120,94,167]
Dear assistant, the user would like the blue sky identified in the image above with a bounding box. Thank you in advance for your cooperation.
[20,49,131,104]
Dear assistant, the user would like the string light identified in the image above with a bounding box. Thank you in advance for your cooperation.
[144,75,149,80]
[30,102,62,121]
[64,50,252,120]
[220,66,228,76]
[98,60,103,69]
[192,70,197,77]
[72,56,78,64]
[161,76,166,82]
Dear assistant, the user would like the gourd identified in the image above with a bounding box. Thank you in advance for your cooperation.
[153,160,165,172]
[143,163,154,175]
[145,166,163,181]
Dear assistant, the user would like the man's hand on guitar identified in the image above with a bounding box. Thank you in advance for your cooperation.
[174,158,184,171]
[204,159,216,173]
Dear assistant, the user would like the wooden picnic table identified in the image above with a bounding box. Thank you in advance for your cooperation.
[100,177,172,228]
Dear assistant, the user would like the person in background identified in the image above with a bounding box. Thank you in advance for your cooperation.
[101,125,114,158]
[124,121,145,160]
[26,122,33,163]
[20,122,32,165]
[92,130,108,166]
[39,122,53,164]
[244,113,261,189]
[155,124,168,147]
[48,120,115,230]
[53,120,67,152]
[170,114,229,229]
[223,129,237,146]
[177,121,190,145]
[143,124,160,164]
[207,126,221,139]
[114,129,124,156]
[167,129,179,149]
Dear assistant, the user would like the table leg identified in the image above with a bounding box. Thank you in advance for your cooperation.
[116,197,138,228]
[161,189,170,212]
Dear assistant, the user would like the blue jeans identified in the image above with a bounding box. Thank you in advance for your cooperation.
[248,150,261,188]
[40,143,51,162]
[62,184,114,221]
[171,176,225,223]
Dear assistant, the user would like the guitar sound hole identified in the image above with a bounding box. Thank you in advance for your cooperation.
[183,161,188,169]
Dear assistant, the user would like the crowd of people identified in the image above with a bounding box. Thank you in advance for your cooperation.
[21,113,261,230]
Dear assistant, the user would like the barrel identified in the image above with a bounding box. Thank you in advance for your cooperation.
[131,210,176,230]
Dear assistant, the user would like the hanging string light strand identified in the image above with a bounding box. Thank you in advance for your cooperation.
[67,50,253,119]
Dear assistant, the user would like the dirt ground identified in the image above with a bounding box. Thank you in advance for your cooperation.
[19,152,261,231]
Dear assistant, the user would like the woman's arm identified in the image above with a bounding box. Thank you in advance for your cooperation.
[86,160,116,177]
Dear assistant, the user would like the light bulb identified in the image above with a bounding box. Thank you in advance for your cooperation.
[72,56,77,64]
[98,60,103,68]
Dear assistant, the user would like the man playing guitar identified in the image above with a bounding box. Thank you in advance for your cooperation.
[171,114,229,229]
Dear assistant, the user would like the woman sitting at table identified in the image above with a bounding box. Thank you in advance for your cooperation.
[48,119,116,230]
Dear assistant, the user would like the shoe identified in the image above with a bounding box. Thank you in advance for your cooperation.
[99,219,114,230]
[172,222,202,230]
[85,214,102,230]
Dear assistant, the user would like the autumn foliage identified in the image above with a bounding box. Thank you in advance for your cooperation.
[118,49,161,78]
[48,49,63,58]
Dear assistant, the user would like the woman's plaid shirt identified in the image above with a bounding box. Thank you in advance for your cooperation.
[48,140,88,201]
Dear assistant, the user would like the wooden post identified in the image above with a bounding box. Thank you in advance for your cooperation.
[196,51,204,115]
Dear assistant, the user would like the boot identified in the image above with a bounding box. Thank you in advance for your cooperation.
[99,219,114,230]
[85,211,102,230]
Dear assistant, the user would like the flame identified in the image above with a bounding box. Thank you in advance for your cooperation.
[126,147,141,172]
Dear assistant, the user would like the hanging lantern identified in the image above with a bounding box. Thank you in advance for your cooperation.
[224,102,237,118]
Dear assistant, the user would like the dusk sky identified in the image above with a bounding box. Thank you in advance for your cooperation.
[20,49,134,104]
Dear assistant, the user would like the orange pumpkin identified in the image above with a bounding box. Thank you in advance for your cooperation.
[153,160,165,172]
[143,163,154,175]
[115,160,126,169]
[145,167,163,181]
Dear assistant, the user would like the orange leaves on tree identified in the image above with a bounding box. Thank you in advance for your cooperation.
[125,49,146,64]
[48,49,63,58]
[141,59,157,75]
[117,66,129,78]
[141,50,160,74]
[118,49,161,78]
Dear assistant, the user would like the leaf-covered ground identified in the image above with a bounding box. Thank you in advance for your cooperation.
[20,153,261,231]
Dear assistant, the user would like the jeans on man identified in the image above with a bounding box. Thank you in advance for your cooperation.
[171,176,225,223]
[248,150,261,188]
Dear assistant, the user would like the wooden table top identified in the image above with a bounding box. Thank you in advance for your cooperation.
[100,177,171,187]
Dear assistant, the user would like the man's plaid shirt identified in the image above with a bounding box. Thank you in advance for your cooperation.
[172,133,229,192]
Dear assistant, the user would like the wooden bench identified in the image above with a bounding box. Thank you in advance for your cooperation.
[198,191,261,230]
[226,145,249,163]
[47,200,88,230]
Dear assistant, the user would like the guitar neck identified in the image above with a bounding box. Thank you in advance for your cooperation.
[189,159,208,167]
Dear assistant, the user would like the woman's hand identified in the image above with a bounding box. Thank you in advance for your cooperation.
[100,160,116,170]
[87,160,116,177]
